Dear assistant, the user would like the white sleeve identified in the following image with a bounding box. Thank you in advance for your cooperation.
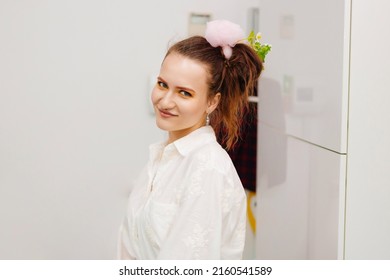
[117,223,137,260]
[157,168,246,260]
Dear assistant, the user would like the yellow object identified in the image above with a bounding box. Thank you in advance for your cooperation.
[247,191,256,233]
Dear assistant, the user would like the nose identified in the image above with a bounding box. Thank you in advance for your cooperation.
[158,90,176,110]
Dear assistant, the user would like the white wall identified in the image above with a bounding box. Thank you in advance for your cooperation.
[0,0,260,259]
[345,0,390,259]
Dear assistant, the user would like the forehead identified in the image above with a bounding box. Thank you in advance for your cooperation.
[160,53,209,90]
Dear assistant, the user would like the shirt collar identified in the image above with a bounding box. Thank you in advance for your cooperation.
[149,141,166,162]
[173,126,216,156]
[149,126,217,160]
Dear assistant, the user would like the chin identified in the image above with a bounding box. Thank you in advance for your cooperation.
[155,119,173,131]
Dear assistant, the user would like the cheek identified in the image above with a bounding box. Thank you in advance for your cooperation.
[151,87,159,105]
[181,101,207,116]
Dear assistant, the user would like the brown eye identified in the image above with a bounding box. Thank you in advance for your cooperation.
[157,81,168,88]
[179,90,192,97]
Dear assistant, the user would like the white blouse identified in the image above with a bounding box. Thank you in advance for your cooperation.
[118,126,246,259]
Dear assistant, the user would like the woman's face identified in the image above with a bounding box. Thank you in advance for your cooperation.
[151,53,219,143]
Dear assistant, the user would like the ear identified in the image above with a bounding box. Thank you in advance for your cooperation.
[207,93,221,114]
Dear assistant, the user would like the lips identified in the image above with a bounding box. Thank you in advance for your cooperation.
[158,109,178,118]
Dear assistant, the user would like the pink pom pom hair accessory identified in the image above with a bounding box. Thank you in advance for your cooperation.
[204,19,272,63]
[204,20,245,60]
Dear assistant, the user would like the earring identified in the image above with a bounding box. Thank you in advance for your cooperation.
[206,113,210,126]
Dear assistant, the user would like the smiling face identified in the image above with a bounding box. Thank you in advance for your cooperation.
[151,53,220,143]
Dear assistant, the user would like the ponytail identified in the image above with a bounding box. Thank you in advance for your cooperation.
[210,43,262,149]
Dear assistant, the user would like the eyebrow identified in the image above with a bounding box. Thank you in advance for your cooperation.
[177,86,196,94]
[157,76,196,94]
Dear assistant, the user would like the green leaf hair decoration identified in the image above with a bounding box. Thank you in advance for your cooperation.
[246,31,272,62]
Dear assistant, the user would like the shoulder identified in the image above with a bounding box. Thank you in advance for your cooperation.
[189,140,236,175]
[190,141,246,209]
[173,126,238,178]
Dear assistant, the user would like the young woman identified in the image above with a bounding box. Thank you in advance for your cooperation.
[119,20,264,259]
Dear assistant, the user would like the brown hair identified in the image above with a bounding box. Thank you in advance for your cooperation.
[165,36,263,150]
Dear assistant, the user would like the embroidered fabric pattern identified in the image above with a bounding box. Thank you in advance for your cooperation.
[119,127,247,260]
[183,223,211,259]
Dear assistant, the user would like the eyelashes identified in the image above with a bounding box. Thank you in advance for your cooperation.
[156,80,193,98]
[157,81,168,89]
[179,90,192,97]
